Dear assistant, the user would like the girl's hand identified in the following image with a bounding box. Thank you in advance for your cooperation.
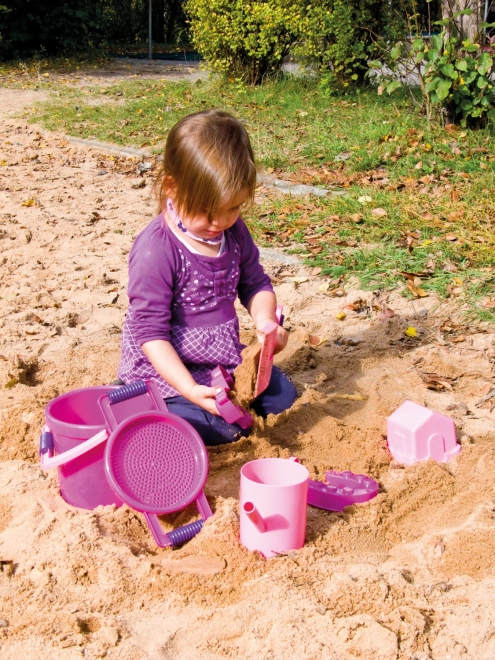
[274,325,288,354]
[255,321,288,354]
[187,383,221,416]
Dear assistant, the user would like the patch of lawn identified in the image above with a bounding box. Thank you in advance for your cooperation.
[24,73,495,322]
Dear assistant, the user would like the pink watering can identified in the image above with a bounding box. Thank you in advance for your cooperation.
[239,458,379,558]
[240,457,309,558]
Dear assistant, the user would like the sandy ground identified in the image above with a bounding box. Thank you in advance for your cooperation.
[1,82,495,660]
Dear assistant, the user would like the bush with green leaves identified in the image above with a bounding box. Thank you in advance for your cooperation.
[186,0,396,86]
[293,0,398,89]
[370,8,495,128]
[185,0,300,84]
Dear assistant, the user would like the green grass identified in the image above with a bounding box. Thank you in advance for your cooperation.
[18,72,495,322]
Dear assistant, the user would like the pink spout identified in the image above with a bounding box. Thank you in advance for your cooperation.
[243,501,266,533]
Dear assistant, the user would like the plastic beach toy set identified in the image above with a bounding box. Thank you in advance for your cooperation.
[39,306,461,557]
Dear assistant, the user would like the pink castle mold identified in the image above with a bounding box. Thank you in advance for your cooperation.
[387,400,460,465]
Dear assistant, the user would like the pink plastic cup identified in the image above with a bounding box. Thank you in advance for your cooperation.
[240,458,309,558]
[44,386,123,509]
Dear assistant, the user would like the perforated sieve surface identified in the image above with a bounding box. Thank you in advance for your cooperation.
[109,417,201,510]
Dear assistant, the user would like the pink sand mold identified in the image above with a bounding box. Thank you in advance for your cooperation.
[211,365,253,428]
[387,399,460,465]
[307,471,379,512]
[99,380,213,548]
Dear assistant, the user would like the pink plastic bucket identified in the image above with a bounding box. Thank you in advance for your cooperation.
[44,386,123,509]
[240,458,309,558]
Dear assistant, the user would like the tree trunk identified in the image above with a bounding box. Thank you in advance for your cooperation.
[441,0,484,41]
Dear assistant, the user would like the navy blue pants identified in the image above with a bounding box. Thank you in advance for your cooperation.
[165,366,298,446]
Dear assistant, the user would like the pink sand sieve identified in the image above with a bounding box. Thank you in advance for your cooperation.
[99,380,212,547]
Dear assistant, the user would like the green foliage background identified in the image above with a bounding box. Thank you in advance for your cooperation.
[185,0,398,85]
[0,0,104,60]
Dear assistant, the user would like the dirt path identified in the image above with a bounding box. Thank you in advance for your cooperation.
[0,86,495,660]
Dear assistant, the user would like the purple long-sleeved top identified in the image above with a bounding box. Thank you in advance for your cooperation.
[118,214,273,397]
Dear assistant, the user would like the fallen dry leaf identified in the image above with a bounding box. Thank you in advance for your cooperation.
[371,207,387,217]
[346,299,367,312]
[291,277,309,288]
[406,280,428,298]
[480,383,492,396]
[418,371,454,391]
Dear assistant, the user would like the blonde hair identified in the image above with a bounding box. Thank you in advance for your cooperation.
[156,109,257,218]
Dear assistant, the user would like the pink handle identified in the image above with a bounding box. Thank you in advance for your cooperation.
[144,492,213,547]
[98,379,167,431]
[40,425,108,470]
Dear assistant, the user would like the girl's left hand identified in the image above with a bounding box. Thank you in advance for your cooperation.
[274,325,288,354]
[256,322,288,354]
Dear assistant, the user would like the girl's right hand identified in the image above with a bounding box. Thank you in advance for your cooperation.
[188,384,221,416]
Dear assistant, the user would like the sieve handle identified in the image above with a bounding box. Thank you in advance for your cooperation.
[107,380,148,404]
[39,425,108,470]
[144,514,205,548]
[99,379,167,431]
[143,492,213,547]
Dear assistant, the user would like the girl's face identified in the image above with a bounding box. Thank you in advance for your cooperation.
[179,188,249,240]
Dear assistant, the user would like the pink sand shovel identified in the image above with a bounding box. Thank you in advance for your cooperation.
[254,304,284,398]
[211,366,253,428]
[211,305,284,426]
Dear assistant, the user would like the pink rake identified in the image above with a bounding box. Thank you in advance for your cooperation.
[99,380,212,547]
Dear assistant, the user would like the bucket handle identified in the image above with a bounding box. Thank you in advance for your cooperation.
[39,424,108,470]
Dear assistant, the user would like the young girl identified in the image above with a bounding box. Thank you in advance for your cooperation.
[118,109,298,445]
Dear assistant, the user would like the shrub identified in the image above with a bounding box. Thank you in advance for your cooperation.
[293,0,396,89]
[371,7,495,127]
[186,0,395,86]
[185,0,300,84]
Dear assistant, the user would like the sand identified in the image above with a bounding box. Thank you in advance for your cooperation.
[1,86,495,660]
[233,343,261,408]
